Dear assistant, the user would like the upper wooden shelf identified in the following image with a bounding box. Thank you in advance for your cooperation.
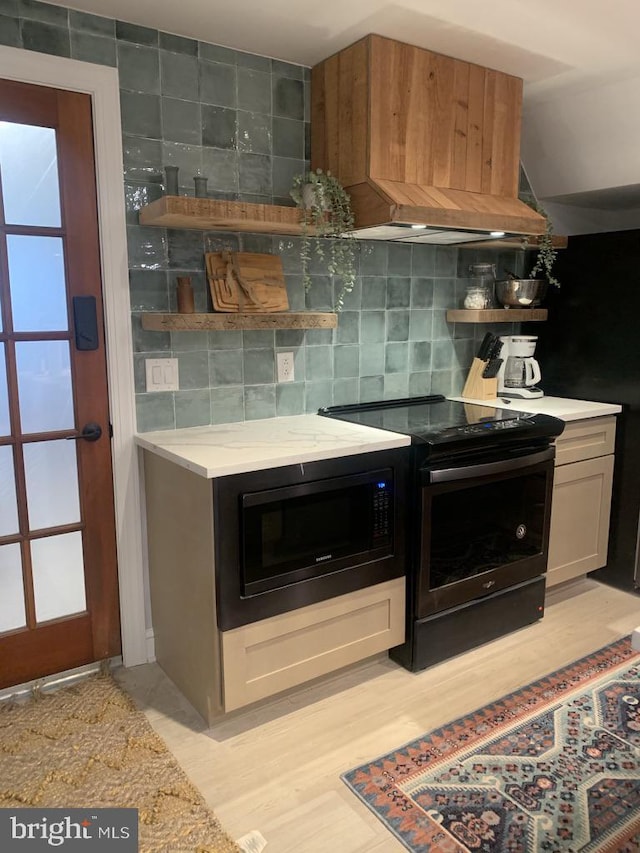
[141,312,337,332]
[447,308,548,323]
[138,197,568,253]
[139,196,309,235]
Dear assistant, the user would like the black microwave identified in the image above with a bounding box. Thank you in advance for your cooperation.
[214,449,408,630]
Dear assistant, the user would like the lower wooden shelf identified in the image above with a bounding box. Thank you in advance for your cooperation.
[141,312,337,331]
[447,308,548,323]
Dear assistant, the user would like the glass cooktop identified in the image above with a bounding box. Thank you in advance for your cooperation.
[318,395,563,446]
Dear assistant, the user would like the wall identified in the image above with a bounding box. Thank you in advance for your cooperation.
[1,2,528,431]
[522,73,640,234]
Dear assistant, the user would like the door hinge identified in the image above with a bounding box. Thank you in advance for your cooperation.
[109,422,113,438]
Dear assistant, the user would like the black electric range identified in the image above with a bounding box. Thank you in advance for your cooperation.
[319,394,564,461]
[319,395,565,672]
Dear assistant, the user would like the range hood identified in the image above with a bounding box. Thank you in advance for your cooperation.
[311,35,546,244]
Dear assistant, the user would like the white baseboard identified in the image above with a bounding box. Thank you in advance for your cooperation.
[146,628,156,662]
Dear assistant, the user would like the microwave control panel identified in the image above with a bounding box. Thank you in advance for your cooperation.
[372,480,392,542]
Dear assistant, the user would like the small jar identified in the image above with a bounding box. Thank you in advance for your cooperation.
[164,165,179,196]
[467,262,496,308]
[193,175,208,198]
[464,284,493,309]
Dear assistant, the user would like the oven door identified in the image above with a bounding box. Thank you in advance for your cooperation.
[416,446,554,617]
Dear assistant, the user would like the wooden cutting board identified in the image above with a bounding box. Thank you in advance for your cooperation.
[205,251,289,313]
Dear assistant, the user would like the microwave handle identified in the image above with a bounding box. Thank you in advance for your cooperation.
[426,446,554,484]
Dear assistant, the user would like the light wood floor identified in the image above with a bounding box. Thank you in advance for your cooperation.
[116,577,640,852]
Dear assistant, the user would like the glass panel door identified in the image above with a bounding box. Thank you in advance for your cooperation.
[0,78,120,689]
[0,118,87,634]
[0,543,25,632]
[7,234,68,331]
[0,121,61,227]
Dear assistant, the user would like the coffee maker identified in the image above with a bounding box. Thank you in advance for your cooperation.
[497,335,544,399]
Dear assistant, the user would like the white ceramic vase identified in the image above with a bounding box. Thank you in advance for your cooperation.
[301,182,330,211]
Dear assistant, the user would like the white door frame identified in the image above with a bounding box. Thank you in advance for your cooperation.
[0,46,148,667]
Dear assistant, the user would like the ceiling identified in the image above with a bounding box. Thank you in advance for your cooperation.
[47,0,640,105]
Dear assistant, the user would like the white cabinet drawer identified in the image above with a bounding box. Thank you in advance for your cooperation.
[554,416,616,466]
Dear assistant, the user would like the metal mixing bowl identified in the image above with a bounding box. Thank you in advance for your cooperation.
[495,279,548,307]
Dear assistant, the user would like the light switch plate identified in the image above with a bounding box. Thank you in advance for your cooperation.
[145,358,179,392]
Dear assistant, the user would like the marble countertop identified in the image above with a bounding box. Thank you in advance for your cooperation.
[135,414,411,478]
[136,395,621,478]
[448,395,621,421]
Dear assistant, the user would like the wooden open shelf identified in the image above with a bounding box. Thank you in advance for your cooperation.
[139,196,310,235]
[447,308,548,323]
[138,198,568,253]
[141,312,338,332]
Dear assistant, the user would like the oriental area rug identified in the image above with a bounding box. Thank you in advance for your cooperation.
[0,674,241,853]
[343,636,640,852]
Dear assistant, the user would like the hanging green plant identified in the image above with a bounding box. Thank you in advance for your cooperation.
[290,168,357,311]
[525,199,560,288]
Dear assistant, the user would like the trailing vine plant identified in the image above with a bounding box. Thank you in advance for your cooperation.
[525,199,560,288]
[290,169,357,311]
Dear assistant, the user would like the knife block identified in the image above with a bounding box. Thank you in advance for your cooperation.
[461,358,498,400]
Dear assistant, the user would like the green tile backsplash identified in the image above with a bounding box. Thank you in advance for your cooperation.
[3,2,527,431]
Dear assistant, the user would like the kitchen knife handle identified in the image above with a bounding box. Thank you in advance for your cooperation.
[487,338,503,360]
[482,358,503,378]
[477,332,495,361]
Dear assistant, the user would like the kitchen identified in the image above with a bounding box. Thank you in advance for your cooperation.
[1,2,640,851]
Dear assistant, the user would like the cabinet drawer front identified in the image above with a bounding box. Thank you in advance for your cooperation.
[221,578,405,712]
[554,417,616,466]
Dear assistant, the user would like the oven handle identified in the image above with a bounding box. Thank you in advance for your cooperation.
[426,446,555,484]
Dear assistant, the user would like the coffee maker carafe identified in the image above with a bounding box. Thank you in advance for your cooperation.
[497,335,544,399]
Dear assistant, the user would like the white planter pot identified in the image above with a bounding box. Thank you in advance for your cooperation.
[301,182,330,211]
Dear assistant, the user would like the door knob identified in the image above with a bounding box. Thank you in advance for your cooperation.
[65,422,102,442]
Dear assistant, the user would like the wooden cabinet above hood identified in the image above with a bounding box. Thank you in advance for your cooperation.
[311,35,546,243]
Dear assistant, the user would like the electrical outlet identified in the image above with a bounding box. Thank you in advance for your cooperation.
[276,351,295,383]
[145,358,179,392]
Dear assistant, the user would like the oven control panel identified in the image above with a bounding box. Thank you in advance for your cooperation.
[428,419,531,442]
[457,419,524,434]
